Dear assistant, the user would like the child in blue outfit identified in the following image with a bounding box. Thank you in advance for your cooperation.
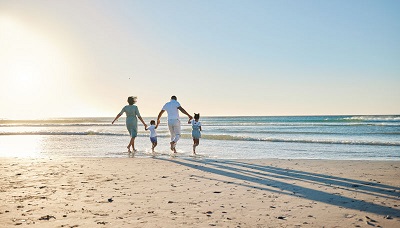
[145,120,158,153]
[188,113,202,154]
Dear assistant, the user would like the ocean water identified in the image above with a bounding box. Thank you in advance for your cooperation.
[0,115,399,160]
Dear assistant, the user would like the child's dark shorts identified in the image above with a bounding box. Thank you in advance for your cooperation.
[150,137,157,143]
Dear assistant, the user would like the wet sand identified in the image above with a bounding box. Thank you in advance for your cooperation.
[0,157,399,227]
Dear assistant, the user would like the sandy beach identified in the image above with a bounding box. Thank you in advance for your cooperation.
[0,157,399,227]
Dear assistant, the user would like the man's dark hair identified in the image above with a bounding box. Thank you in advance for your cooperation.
[171,96,177,100]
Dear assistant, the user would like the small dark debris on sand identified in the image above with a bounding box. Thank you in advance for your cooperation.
[38,215,56,220]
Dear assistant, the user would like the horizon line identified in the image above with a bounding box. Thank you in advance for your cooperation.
[1,114,400,120]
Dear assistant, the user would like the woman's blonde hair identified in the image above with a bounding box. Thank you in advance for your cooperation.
[127,96,137,105]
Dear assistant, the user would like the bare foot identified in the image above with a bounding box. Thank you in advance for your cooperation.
[170,142,176,151]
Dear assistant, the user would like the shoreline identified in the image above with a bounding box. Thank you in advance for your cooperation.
[1,157,399,227]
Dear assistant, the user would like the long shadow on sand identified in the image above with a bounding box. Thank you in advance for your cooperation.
[155,157,400,217]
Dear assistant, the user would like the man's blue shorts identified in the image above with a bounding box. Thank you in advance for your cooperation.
[150,137,157,143]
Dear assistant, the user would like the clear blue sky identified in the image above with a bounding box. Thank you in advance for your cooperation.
[1,0,399,118]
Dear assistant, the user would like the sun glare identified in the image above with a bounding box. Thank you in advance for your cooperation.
[0,135,42,157]
[0,15,70,119]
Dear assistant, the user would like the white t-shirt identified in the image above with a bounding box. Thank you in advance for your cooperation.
[162,99,181,120]
[147,125,157,137]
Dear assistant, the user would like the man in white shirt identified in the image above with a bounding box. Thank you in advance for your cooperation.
[157,96,192,153]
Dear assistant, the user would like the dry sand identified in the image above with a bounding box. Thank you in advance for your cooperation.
[0,157,399,227]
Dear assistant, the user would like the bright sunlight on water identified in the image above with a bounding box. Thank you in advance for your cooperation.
[0,135,43,157]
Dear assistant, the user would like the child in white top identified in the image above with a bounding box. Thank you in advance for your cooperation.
[188,113,202,154]
[145,120,158,152]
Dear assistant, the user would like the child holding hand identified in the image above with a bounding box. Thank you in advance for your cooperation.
[145,120,158,153]
[188,113,202,154]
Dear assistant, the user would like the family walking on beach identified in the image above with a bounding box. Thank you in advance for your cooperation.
[112,96,202,155]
